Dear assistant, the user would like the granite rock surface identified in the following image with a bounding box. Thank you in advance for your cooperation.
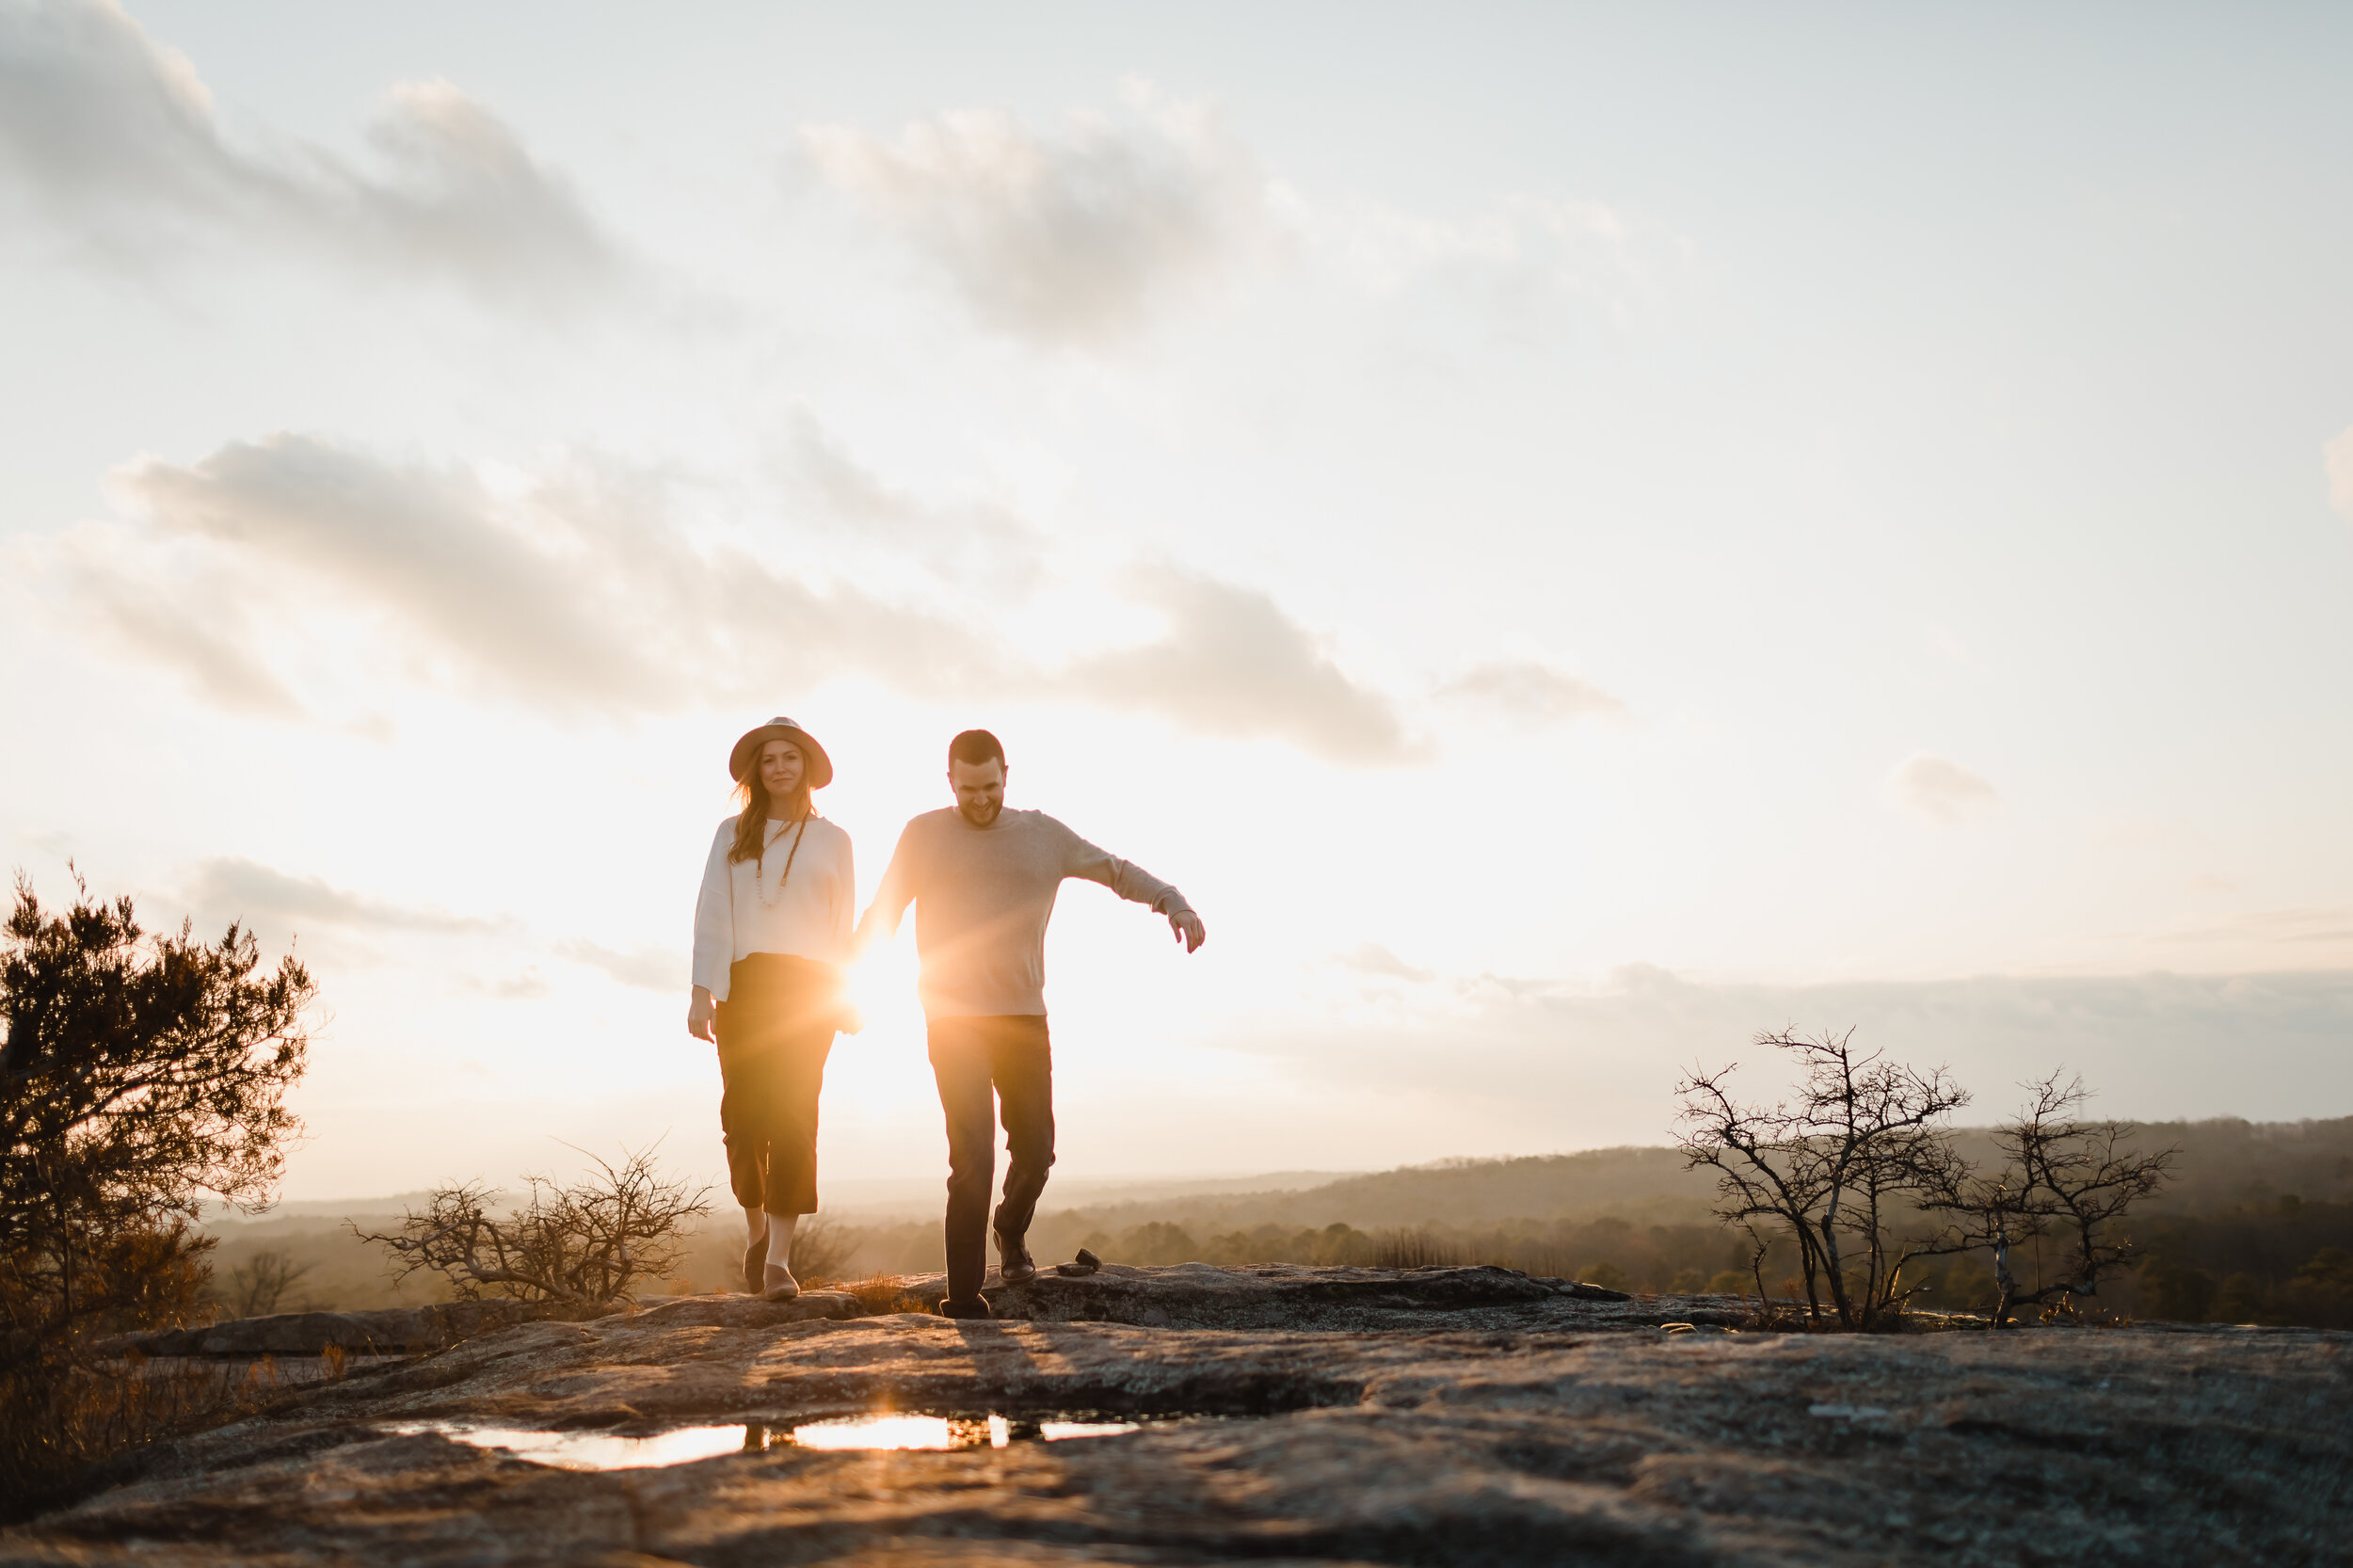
[8,1264,2346,1567]
[100,1297,615,1358]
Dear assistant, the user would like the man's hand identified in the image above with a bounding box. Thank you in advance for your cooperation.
[1169,909,1207,953]
[687,986,717,1042]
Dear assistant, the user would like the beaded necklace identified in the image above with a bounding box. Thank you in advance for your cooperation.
[752,811,811,908]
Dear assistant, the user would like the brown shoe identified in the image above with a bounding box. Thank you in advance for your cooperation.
[762,1264,800,1301]
[994,1229,1037,1285]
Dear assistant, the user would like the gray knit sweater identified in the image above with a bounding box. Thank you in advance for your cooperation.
[863,808,1193,1017]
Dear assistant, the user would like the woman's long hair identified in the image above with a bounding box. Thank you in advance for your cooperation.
[728,763,812,865]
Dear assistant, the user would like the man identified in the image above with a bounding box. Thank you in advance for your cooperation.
[857,728,1206,1319]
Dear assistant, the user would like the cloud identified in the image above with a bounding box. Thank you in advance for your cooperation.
[555,938,683,993]
[92,431,1005,714]
[35,427,1433,765]
[1890,752,1999,824]
[456,969,552,1001]
[2326,425,2353,520]
[799,81,1273,344]
[779,408,1045,593]
[2157,906,2353,951]
[1440,660,1624,726]
[46,524,305,716]
[187,857,496,936]
[0,0,619,303]
[1228,960,2353,1136]
[1304,189,1668,354]
[1335,943,1435,984]
[1066,568,1419,763]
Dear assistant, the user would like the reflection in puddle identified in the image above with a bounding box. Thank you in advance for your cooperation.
[384,1422,749,1470]
[389,1412,1142,1470]
[767,1413,1139,1450]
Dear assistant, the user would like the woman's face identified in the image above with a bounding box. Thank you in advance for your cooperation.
[758,739,806,804]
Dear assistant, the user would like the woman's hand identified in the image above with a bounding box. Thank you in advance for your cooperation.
[837,1003,866,1037]
[687,985,717,1042]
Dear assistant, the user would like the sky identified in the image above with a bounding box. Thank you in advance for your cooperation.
[5,1,2353,1204]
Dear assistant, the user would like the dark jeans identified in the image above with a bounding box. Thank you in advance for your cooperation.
[715,954,839,1216]
[927,1014,1054,1303]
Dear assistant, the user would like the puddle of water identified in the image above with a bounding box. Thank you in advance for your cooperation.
[775,1413,1139,1450]
[388,1412,1144,1470]
[384,1422,753,1470]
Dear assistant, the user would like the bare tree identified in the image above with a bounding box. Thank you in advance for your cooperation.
[784,1218,858,1286]
[220,1251,315,1319]
[1676,1029,1969,1330]
[1917,1073,2175,1327]
[358,1147,712,1304]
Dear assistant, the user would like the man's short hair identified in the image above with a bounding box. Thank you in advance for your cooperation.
[948,728,1006,770]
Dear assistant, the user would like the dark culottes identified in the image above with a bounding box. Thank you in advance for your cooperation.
[926,1013,1055,1304]
[715,953,840,1217]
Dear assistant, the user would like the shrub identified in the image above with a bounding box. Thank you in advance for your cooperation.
[2,875,312,1349]
[0,1354,290,1520]
[215,1250,316,1319]
[358,1147,711,1304]
[1916,1074,2177,1326]
[1,874,312,1515]
[783,1218,858,1287]
[1680,1037,2171,1330]
[1678,1029,1967,1329]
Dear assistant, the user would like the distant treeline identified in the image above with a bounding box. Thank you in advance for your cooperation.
[2134,1196,2353,1329]
[824,1200,2353,1328]
[200,1115,2353,1328]
[825,1115,2353,1327]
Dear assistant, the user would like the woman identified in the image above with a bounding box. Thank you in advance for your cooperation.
[689,715,855,1300]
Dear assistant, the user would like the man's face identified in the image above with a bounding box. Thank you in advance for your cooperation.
[950,757,1006,826]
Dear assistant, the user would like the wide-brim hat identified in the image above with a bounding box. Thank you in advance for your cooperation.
[728,716,834,790]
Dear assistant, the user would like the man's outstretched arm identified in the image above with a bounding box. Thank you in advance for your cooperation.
[1060,824,1207,953]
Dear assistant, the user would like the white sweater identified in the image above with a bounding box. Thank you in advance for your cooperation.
[691,814,855,1000]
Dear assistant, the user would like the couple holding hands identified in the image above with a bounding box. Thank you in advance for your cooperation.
[687,716,1207,1320]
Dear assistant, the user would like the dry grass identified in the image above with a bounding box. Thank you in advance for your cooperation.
[830,1273,933,1315]
[0,1351,315,1522]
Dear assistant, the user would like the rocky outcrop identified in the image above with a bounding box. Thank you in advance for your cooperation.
[12,1265,2347,1566]
[963,1260,1636,1328]
[603,1290,865,1333]
[101,1297,620,1358]
[100,1265,1644,1361]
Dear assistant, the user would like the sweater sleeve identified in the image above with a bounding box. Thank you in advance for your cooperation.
[691,821,736,1000]
[1057,819,1191,916]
